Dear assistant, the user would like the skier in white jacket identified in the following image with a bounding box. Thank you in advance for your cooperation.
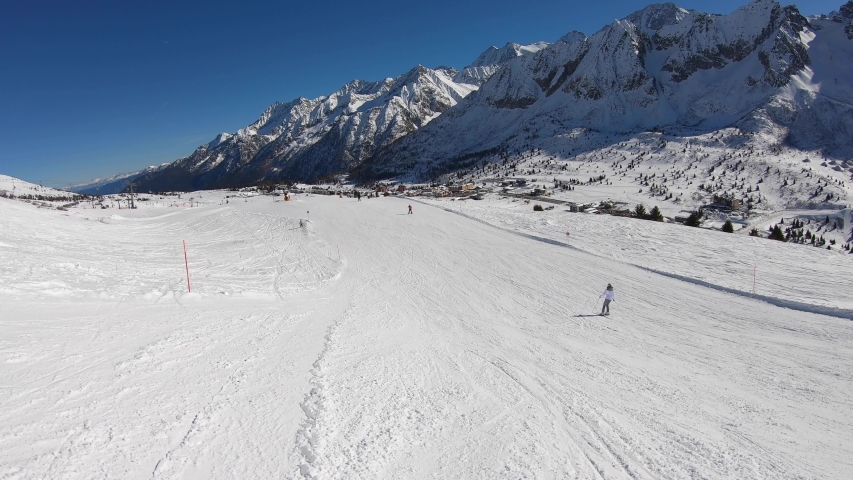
[600,284,615,315]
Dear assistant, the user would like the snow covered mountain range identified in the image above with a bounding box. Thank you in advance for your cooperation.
[123,0,852,205]
[129,48,542,192]
[364,0,852,178]
[72,165,168,195]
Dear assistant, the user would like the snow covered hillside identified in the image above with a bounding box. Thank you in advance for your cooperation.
[406,125,853,253]
[1,191,851,478]
[0,174,74,198]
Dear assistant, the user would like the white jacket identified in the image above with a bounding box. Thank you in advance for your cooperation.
[601,289,615,301]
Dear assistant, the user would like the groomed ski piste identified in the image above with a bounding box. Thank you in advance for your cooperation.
[1,189,852,479]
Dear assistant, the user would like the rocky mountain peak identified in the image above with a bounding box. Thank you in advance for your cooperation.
[842,1,853,18]
[557,31,587,45]
[470,42,550,68]
[626,2,692,32]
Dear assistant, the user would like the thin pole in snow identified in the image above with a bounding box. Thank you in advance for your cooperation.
[183,240,191,293]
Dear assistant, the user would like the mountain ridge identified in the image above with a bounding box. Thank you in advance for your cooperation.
[129,43,544,192]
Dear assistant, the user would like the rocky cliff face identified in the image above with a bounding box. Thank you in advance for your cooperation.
[362,0,852,180]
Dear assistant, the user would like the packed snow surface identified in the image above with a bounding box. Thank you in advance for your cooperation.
[1,191,851,479]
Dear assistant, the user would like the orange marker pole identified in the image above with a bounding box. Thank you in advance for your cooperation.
[183,240,191,293]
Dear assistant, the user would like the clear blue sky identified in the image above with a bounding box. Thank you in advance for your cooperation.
[0,0,840,187]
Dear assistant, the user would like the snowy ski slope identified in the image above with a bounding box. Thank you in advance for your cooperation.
[1,191,851,479]
[422,197,853,314]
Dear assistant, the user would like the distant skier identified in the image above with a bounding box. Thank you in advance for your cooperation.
[408,205,413,214]
[600,283,615,315]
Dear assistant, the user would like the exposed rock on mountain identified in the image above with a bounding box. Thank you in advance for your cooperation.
[362,0,852,181]
[131,44,544,191]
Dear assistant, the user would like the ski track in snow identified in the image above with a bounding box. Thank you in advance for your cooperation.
[1,194,852,479]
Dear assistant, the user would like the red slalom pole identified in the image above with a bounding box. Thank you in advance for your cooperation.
[183,240,191,293]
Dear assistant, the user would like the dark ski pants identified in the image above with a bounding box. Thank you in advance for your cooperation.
[602,299,611,314]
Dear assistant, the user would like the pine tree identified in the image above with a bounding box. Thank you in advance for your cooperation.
[769,225,786,241]
[634,204,647,219]
[685,211,703,227]
[722,220,734,233]
[648,206,663,222]
[749,228,760,237]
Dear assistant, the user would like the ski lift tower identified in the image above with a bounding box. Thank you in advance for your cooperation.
[129,182,137,209]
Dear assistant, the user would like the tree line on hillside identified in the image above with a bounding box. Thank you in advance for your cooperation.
[0,191,87,202]
[744,216,852,252]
